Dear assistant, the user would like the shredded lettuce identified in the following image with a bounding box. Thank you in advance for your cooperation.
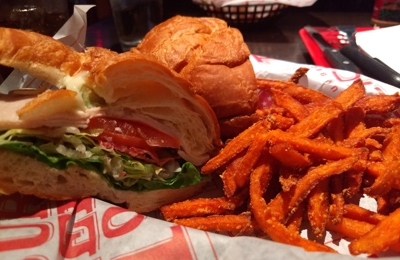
[79,85,106,108]
[0,129,207,191]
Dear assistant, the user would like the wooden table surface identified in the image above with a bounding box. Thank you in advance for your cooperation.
[85,7,373,65]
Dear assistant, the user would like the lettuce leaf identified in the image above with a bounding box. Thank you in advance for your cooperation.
[0,129,207,192]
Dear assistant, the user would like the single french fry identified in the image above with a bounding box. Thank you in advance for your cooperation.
[287,201,305,233]
[249,153,336,253]
[270,88,309,122]
[382,122,400,156]
[160,187,248,221]
[268,129,363,160]
[307,178,330,238]
[288,67,309,84]
[161,197,235,221]
[253,155,293,223]
[269,142,312,169]
[266,113,295,130]
[343,204,386,225]
[253,150,277,191]
[288,100,344,138]
[343,149,368,198]
[343,106,365,139]
[173,212,253,232]
[234,134,269,190]
[326,115,345,143]
[355,94,400,114]
[329,174,345,225]
[343,169,365,199]
[334,78,365,110]
[326,216,374,239]
[303,101,327,114]
[349,207,400,255]
[201,120,268,174]
[377,195,390,215]
[256,78,330,104]
[366,161,385,178]
[220,152,244,198]
[265,189,293,223]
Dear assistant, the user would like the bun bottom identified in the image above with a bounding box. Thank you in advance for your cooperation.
[0,149,207,213]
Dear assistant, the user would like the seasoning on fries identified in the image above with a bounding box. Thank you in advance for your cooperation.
[160,68,400,256]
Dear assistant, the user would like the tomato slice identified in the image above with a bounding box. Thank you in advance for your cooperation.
[88,117,180,149]
[87,117,181,166]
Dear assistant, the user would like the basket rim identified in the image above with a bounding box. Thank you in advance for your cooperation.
[195,2,289,25]
[197,3,288,7]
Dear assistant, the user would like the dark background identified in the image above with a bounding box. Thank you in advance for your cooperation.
[0,0,377,82]
[161,0,376,17]
[78,0,376,24]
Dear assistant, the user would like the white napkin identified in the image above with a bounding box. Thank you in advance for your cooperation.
[355,25,400,74]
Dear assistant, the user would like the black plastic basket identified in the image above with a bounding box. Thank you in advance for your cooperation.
[196,3,288,25]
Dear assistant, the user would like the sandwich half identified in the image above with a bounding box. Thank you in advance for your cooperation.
[0,27,221,212]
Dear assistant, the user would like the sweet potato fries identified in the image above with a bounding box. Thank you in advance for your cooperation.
[160,68,400,256]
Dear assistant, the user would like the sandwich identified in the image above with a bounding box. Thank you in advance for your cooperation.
[0,27,222,213]
[136,15,260,139]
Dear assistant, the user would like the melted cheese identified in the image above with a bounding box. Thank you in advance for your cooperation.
[59,70,90,110]
[62,71,89,92]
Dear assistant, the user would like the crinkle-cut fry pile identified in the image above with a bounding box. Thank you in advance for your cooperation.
[161,67,400,256]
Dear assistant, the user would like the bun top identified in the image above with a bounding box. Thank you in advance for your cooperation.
[0,27,221,166]
[137,15,259,119]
